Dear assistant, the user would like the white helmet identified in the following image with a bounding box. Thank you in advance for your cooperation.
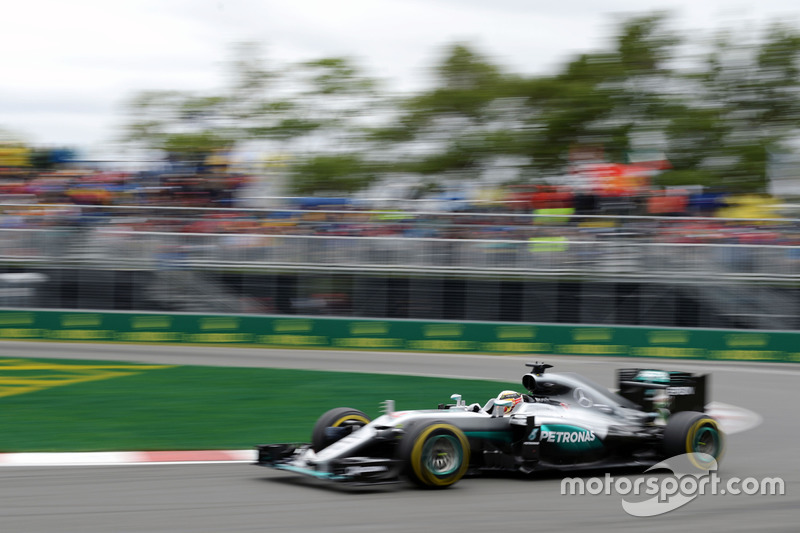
[496,390,523,414]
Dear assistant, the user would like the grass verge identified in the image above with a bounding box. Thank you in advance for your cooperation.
[0,357,516,452]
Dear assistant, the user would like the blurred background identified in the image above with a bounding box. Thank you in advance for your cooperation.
[3,3,800,330]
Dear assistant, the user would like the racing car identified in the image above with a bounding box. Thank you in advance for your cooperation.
[256,362,724,488]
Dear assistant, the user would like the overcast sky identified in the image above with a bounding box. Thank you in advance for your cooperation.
[3,0,799,155]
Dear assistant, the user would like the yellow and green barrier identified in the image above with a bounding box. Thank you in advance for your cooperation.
[0,309,798,363]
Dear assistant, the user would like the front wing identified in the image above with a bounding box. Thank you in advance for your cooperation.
[256,444,404,485]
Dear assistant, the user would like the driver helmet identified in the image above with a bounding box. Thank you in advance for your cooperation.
[496,390,523,414]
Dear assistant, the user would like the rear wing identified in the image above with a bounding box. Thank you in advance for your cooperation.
[616,368,707,413]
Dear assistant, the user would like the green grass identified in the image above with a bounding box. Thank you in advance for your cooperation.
[0,357,517,452]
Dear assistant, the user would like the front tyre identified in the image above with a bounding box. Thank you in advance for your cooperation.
[663,411,724,469]
[399,421,470,488]
[311,407,371,452]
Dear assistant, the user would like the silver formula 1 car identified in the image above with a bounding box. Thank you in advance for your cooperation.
[256,363,724,488]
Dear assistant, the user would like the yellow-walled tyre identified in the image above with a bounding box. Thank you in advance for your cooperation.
[663,411,724,470]
[311,407,371,452]
[399,421,470,489]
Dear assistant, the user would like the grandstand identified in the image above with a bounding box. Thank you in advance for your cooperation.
[0,204,798,331]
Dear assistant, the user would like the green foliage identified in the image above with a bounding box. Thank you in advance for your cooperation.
[161,133,232,161]
[672,21,800,189]
[655,169,719,188]
[616,12,679,74]
[289,154,375,194]
[118,14,800,194]
[248,118,323,141]
[299,57,376,95]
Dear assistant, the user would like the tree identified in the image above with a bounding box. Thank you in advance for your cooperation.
[121,43,382,193]
[119,16,800,195]
[658,23,800,191]
[371,16,682,184]
[512,13,680,172]
[122,43,285,162]
[367,43,527,187]
[289,154,375,195]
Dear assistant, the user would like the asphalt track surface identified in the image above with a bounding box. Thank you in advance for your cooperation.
[0,341,797,532]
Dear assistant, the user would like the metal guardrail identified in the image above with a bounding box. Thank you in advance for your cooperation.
[2,228,800,282]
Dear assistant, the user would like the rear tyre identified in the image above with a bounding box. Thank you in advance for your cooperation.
[663,411,724,469]
[311,407,371,452]
[399,421,470,488]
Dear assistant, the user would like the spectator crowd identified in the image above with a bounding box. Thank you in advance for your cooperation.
[0,165,797,248]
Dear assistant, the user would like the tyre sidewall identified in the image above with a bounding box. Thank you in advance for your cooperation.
[400,421,470,488]
[663,411,724,469]
[311,407,370,452]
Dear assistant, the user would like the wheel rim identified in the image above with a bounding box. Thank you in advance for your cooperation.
[693,425,720,460]
[422,435,462,475]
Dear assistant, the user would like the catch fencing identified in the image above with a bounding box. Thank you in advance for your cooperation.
[1,226,799,331]
[1,228,799,282]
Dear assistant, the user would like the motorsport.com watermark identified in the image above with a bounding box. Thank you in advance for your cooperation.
[561,453,785,517]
